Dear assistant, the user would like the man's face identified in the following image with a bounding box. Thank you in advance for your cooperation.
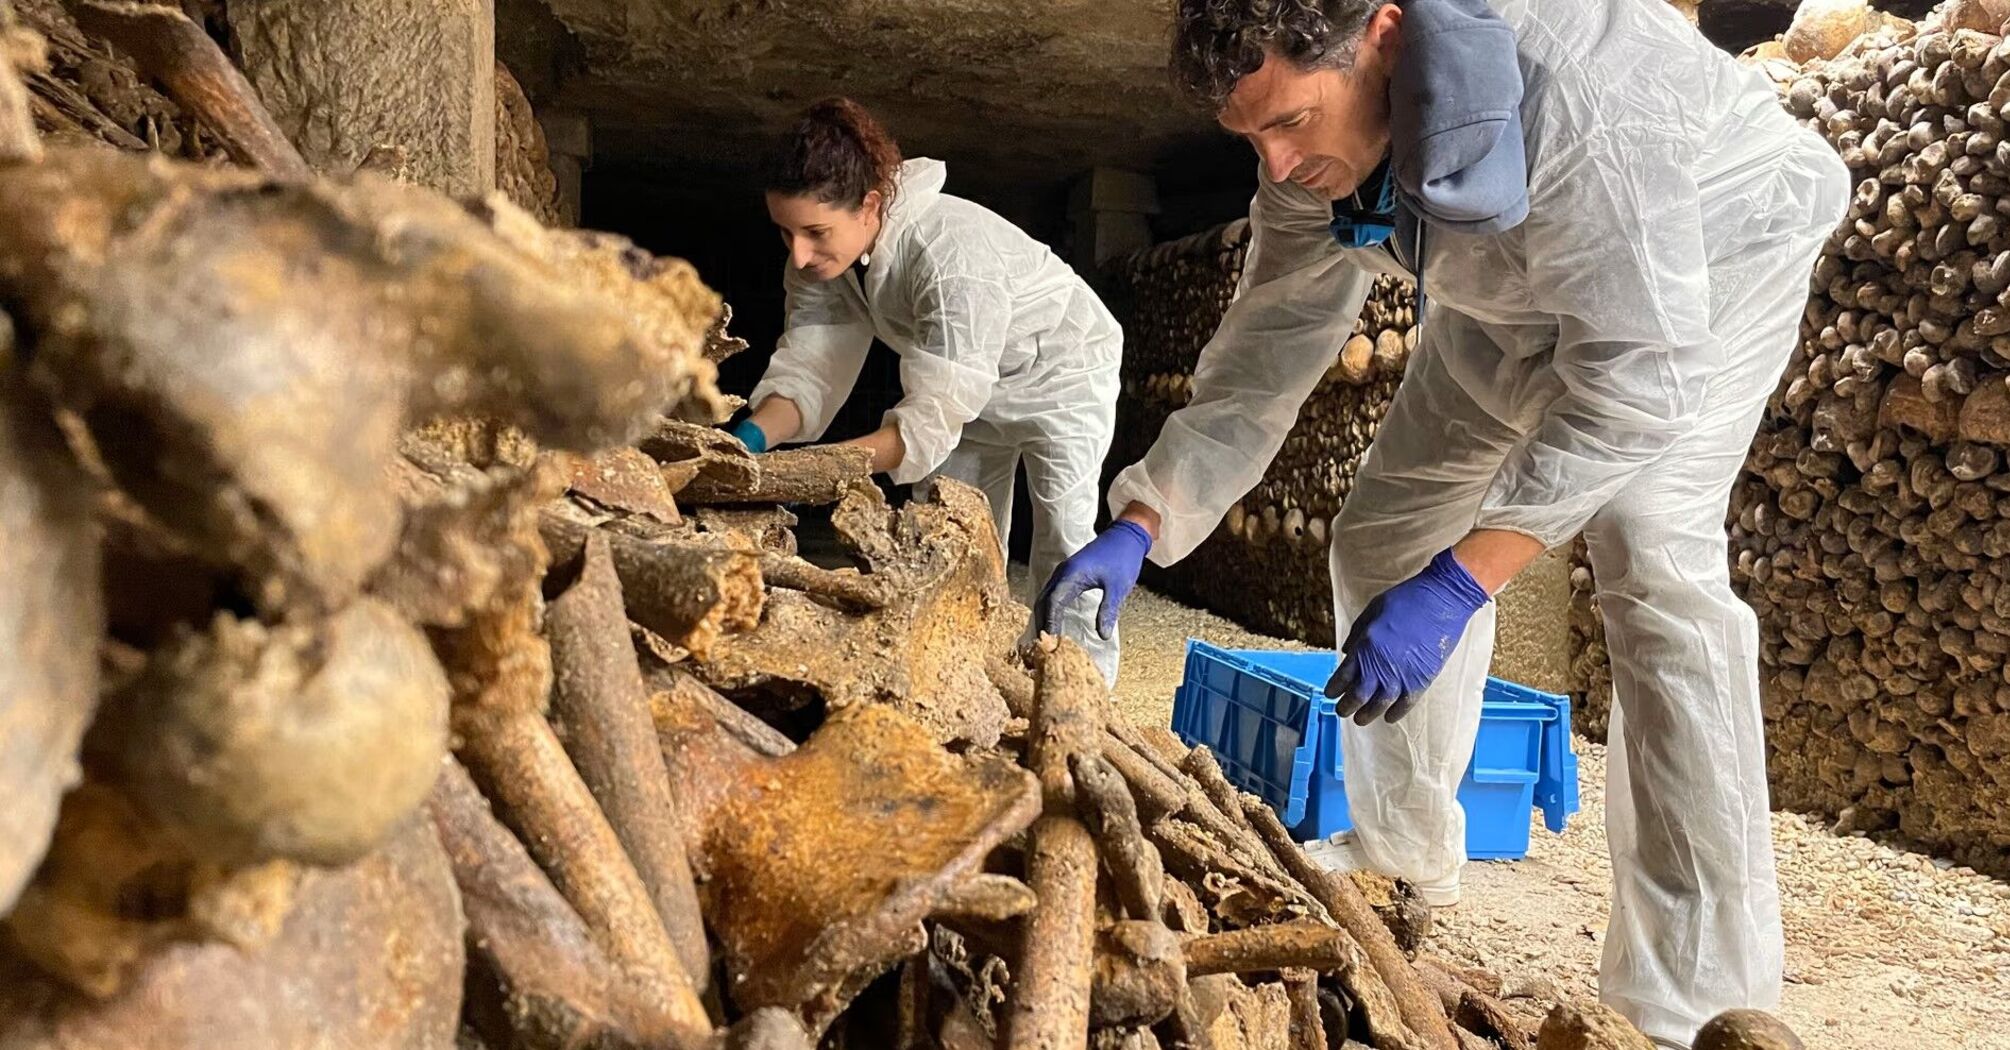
[1217,11,1399,200]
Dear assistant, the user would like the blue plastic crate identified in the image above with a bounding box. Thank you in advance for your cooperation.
[1170,640,1580,860]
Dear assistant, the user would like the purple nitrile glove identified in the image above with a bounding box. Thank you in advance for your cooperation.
[727,419,769,453]
[1324,547,1491,725]
[1035,520,1153,640]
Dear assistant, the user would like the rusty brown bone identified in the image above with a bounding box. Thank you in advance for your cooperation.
[654,684,1039,1033]
[1243,797,1456,1050]
[545,533,710,989]
[680,444,874,506]
[683,479,1014,748]
[430,759,693,1050]
[1181,920,1359,978]
[0,367,100,914]
[0,149,710,614]
[540,511,762,660]
[438,516,711,1043]
[66,0,308,178]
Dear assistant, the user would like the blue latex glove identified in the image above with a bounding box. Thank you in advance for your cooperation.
[727,419,768,454]
[1324,548,1491,725]
[1035,521,1152,640]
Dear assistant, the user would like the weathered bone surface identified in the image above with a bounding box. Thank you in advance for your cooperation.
[685,479,1015,747]
[68,1,308,177]
[0,1,41,162]
[545,533,711,988]
[430,758,681,1050]
[0,149,714,613]
[97,598,450,867]
[540,511,763,660]
[0,364,100,914]
[681,444,875,506]
[655,689,1040,1031]
[1535,1003,1656,1050]
[1692,1009,1805,1050]
[0,816,464,1050]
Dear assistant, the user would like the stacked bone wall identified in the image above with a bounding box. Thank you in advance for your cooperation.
[1567,18,2010,874]
[1102,221,1405,647]
[1733,22,2010,870]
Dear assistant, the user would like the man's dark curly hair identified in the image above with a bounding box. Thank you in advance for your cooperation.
[1170,0,1390,109]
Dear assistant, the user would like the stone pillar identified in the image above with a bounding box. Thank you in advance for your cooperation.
[538,108,590,228]
[1067,167,1159,277]
[229,0,495,196]
[1488,545,1574,697]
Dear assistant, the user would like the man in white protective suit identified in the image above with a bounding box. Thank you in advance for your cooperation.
[1033,0,1850,1043]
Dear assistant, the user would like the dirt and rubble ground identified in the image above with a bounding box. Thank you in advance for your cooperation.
[1000,565,2010,1048]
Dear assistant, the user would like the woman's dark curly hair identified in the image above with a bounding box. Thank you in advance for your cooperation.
[1170,0,1389,108]
[761,97,902,213]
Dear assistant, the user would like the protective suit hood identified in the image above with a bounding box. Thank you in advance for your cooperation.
[877,158,949,248]
[1387,0,1529,235]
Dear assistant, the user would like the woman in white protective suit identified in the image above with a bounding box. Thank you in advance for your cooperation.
[731,98,1125,682]
[1038,0,1850,1044]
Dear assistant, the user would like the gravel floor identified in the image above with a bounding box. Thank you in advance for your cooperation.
[1075,569,2010,1049]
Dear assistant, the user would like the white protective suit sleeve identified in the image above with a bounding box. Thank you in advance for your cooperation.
[1473,114,1718,548]
[882,239,1016,486]
[1107,173,1376,564]
[748,264,876,443]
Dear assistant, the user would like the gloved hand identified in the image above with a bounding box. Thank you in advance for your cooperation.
[1324,548,1491,725]
[727,419,768,454]
[1035,520,1152,640]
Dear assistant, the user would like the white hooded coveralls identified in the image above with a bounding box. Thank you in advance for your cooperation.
[752,159,1126,681]
[1105,0,1850,1041]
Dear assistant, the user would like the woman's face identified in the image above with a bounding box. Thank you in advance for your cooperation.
[767,189,883,282]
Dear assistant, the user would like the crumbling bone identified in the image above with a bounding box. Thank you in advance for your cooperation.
[641,418,760,496]
[440,542,711,1040]
[0,1,41,163]
[545,533,710,988]
[1089,920,1186,1029]
[371,446,560,630]
[430,758,687,1050]
[759,551,894,610]
[695,503,799,553]
[1284,969,1325,1050]
[96,598,450,868]
[67,0,307,177]
[539,512,762,659]
[568,446,683,524]
[470,201,732,426]
[680,444,875,506]
[1535,1003,1655,1050]
[1032,636,1108,808]
[1004,816,1098,1050]
[1414,958,1534,1050]
[648,665,797,758]
[0,149,714,613]
[1181,920,1357,977]
[654,687,1039,1031]
[684,480,1014,748]
[0,812,463,1048]
[1070,751,1165,922]
[0,360,100,914]
[1147,819,1322,925]
[1243,798,1455,1050]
